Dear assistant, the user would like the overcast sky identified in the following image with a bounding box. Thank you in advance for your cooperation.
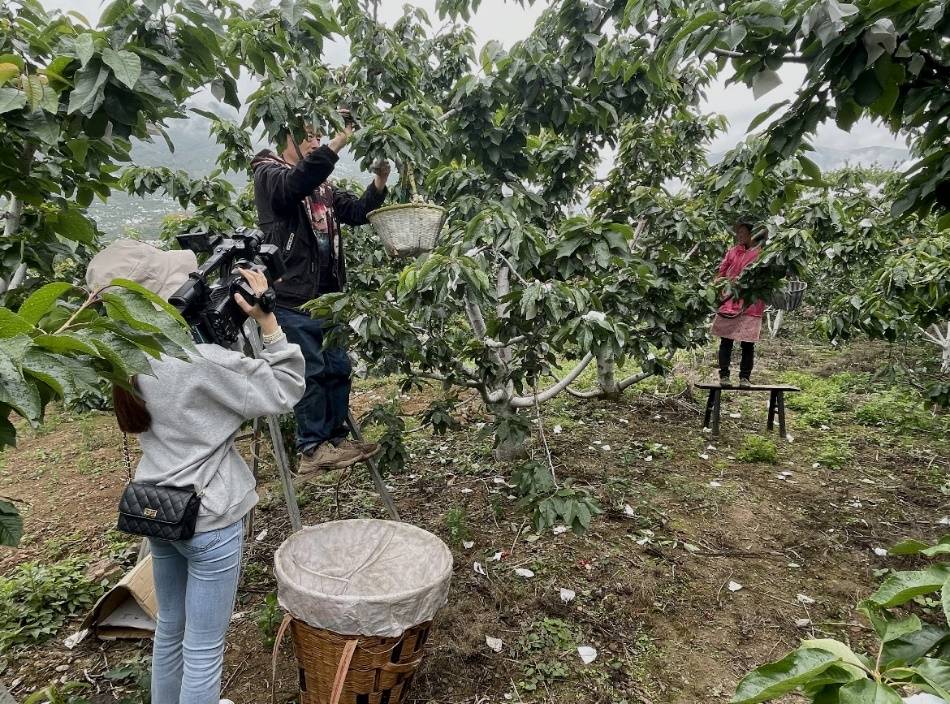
[47,0,905,154]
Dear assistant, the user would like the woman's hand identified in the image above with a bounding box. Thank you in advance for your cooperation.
[233,269,279,336]
[371,159,391,190]
[327,109,357,153]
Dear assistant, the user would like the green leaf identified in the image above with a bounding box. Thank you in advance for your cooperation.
[880,624,950,667]
[110,278,189,329]
[0,86,27,115]
[33,334,98,356]
[66,63,109,116]
[802,639,867,670]
[943,578,950,629]
[853,71,883,107]
[101,48,141,89]
[731,648,841,704]
[912,658,950,701]
[0,499,23,547]
[22,348,97,400]
[837,679,901,704]
[748,99,790,132]
[880,615,923,643]
[0,309,35,338]
[0,343,42,421]
[889,538,931,555]
[74,33,95,67]
[18,283,76,325]
[52,209,96,244]
[798,156,822,181]
[868,566,950,608]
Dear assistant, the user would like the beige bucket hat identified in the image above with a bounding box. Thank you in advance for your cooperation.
[86,239,197,300]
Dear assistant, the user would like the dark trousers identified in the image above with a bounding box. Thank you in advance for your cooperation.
[275,307,351,453]
[718,338,754,379]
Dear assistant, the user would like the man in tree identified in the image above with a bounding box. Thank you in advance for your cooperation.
[251,115,391,472]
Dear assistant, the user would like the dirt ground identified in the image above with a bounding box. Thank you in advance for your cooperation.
[1,332,948,703]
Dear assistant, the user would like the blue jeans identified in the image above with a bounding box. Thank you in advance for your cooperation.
[275,307,352,453]
[148,520,244,704]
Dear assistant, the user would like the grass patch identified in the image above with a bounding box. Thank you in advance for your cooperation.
[815,441,854,470]
[779,371,850,427]
[854,390,947,434]
[736,435,778,464]
[0,558,105,652]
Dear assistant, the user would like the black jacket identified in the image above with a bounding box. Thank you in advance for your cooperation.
[251,146,386,309]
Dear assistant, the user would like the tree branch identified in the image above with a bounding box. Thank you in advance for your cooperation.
[713,48,808,64]
[618,369,655,391]
[509,353,595,408]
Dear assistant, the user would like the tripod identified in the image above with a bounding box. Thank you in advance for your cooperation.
[242,322,400,537]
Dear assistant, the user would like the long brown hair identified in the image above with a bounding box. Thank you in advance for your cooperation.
[113,378,151,433]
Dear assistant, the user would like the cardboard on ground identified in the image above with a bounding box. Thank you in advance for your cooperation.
[81,554,157,640]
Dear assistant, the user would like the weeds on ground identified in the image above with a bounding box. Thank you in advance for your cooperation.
[0,558,105,652]
[815,441,854,470]
[515,618,579,692]
[855,389,947,433]
[103,655,151,703]
[23,681,93,704]
[444,507,470,546]
[779,372,849,427]
[736,436,778,464]
[255,592,282,649]
[511,462,602,534]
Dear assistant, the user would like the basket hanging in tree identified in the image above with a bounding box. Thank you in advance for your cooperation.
[368,163,446,258]
[770,280,808,311]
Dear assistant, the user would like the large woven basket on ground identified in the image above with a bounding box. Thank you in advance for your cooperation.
[771,280,808,312]
[367,201,446,257]
[285,618,432,704]
[273,520,453,704]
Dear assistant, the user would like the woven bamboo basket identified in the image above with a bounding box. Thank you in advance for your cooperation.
[367,201,446,258]
[771,280,808,312]
[288,618,432,704]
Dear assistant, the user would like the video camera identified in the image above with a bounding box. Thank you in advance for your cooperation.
[169,228,285,347]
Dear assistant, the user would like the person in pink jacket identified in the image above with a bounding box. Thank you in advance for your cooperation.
[710,217,765,386]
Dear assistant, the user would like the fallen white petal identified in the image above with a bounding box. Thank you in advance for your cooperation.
[786,434,795,443]
[812,462,820,469]
[707,445,717,451]
[255,529,268,542]
[560,588,576,603]
[645,455,653,461]
[463,540,475,550]
[577,646,598,664]
[699,453,710,460]
[553,424,563,434]
[231,611,247,622]
[490,551,503,562]
[623,504,635,517]
[514,568,535,578]
[728,581,743,592]
[474,562,486,576]
[493,477,507,485]
[485,636,504,653]
[553,525,569,535]
[709,480,722,488]
[795,618,812,628]
[788,562,801,568]
[729,412,742,419]
[939,517,950,526]
[601,444,611,451]
[461,488,474,494]
[873,547,888,557]
[619,418,630,424]
[797,593,816,605]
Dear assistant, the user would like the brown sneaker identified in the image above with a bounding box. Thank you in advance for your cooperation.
[297,442,364,474]
[337,439,380,459]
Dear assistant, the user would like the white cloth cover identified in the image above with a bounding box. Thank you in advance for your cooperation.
[275,520,453,637]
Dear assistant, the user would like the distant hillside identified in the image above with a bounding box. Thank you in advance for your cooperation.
[709,144,910,171]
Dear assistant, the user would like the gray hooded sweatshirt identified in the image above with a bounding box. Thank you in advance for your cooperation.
[134,337,305,532]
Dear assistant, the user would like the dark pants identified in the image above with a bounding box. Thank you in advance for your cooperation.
[718,338,754,380]
[276,307,351,453]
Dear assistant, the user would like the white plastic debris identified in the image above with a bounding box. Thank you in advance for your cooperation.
[490,552,503,562]
[619,418,630,424]
[601,444,611,452]
[514,568,535,578]
[939,517,950,526]
[729,412,741,419]
[797,594,816,605]
[463,540,475,550]
[645,455,653,462]
[553,424,563,434]
[709,481,722,488]
[706,445,717,451]
[577,646,598,664]
[474,562,487,576]
[795,618,812,628]
[493,477,507,485]
[699,453,710,460]
[623,504,635,517]
[461,488,474,494]
[873,547,888,557]
[788,562,802,568]
[553,525,569,535]
[64,629,89,650]
[486,636,504,653]
[728,581,743,592]
[593,440,602,445]
[560,588,576,603]
[256,529,269,542]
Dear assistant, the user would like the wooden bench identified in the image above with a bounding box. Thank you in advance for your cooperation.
[695,383,801,439]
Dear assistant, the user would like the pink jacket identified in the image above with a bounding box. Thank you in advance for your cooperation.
[717,244,765,318]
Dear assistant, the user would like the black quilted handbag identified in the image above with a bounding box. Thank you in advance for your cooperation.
[117,435,202,541]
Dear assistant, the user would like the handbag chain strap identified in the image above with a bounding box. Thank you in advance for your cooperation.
[122,432,133,484]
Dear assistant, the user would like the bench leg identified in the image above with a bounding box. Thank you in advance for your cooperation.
[767,390,777,431]
[711,389,722,437]
[703,389,715,429]
[777,391,787,439]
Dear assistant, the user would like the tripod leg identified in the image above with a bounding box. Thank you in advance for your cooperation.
[267,413,302,532]
[246,417,261,539]
[346,411,400,521]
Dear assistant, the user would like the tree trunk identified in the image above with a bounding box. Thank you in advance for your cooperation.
[0,197,25,295]
[491,404,529,462]
[596,350,621,398]
[770,309,785,339]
